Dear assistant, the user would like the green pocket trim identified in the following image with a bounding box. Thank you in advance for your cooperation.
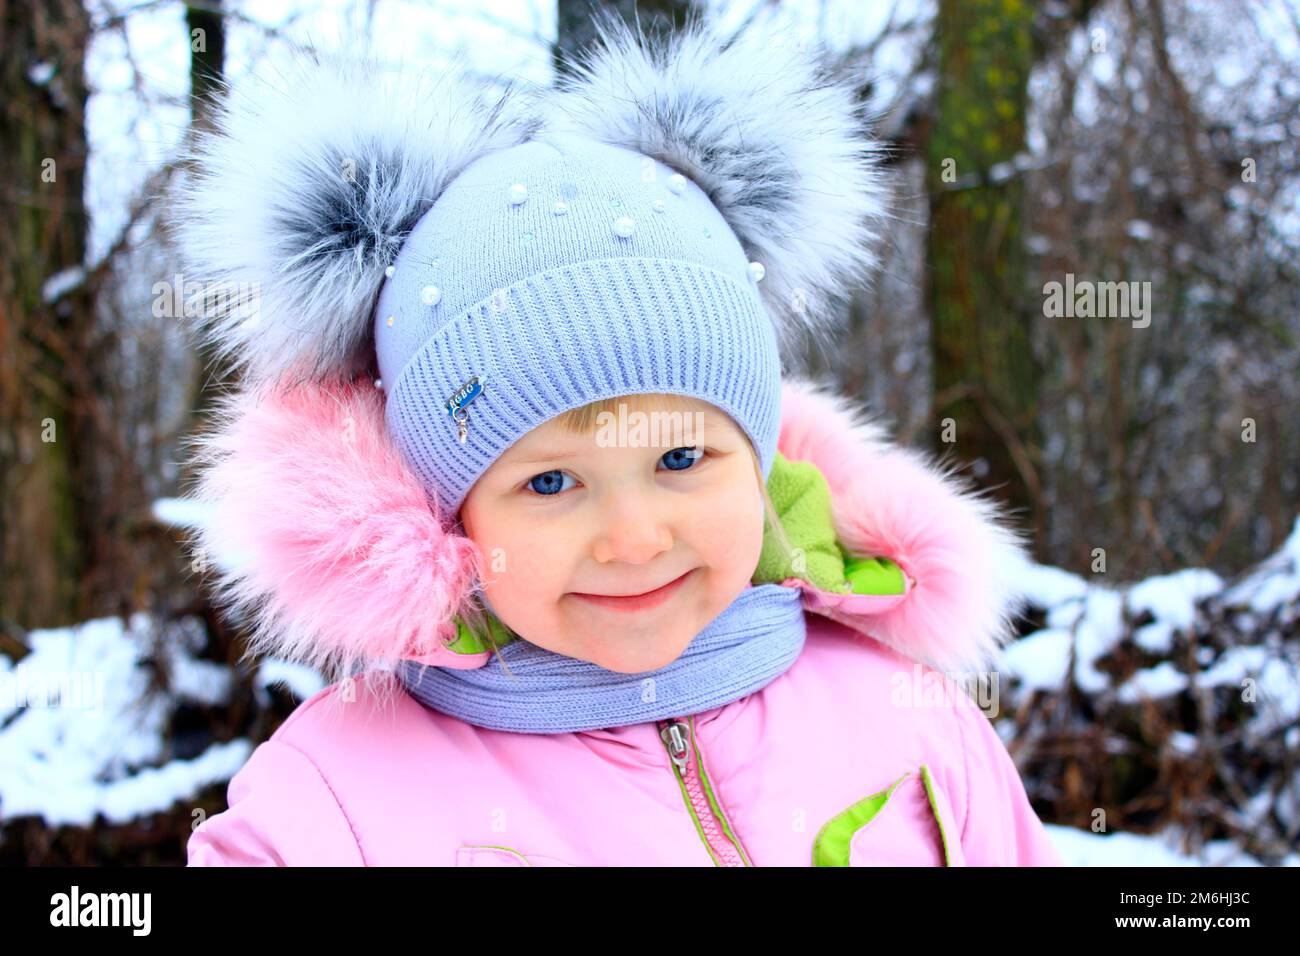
[812,766,954,867]
[919,764,954,866]
[811,770,912,867]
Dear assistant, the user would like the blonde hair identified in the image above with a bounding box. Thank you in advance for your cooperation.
[457,392,792,655]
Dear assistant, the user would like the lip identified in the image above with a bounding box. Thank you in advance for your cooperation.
[569,569,697,612]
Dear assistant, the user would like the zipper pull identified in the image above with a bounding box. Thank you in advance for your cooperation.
[659,719,690,774]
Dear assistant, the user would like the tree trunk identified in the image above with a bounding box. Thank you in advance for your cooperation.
[181,3,230,431]
[926,0,1041,534]
[0,0,100,628]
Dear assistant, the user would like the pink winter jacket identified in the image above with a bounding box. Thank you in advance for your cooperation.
[186,379,1063,867]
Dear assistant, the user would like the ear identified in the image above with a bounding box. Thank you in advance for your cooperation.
[180,377,484,681]
[540,10,894,354]
[170,50,537,389]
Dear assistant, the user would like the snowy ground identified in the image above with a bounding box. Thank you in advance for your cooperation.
[1001,514,1300,736]
[0,611,320,831]
[1047,824,1297,866]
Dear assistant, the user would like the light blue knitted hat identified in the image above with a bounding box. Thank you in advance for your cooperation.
[173,13,892,522]
[372,131,783,517]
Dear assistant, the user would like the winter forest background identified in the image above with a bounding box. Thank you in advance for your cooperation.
[1,0,1298,866]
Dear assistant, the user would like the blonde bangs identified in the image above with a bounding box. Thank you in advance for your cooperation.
[551,392,704,434]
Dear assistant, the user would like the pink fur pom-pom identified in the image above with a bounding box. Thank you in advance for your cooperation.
[778,379,1033,676]
[180,378,483,684]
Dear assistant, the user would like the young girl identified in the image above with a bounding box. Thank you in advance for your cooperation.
[176,15,1062,867]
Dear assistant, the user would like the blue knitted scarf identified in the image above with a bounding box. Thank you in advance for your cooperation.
[395,583,806,734]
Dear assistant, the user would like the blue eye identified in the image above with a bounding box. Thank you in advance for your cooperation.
[660,447,704,471]
[527,470,575,496]
[525,448,704,496]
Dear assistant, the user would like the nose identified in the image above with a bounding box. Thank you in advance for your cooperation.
[590,488,673,565]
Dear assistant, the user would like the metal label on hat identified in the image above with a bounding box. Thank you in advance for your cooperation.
[446,374,486,444]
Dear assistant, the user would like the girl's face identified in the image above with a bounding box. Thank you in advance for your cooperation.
[458,397,765,674]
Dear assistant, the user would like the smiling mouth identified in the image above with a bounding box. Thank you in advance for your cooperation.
[568,569,697,611]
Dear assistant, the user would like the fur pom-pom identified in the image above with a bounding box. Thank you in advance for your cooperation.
[778,379,1034,676]
[540,10,895,353]
[169,51,536,388]
[179,376,484,690]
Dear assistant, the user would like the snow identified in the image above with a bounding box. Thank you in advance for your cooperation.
[1117,661,1188,703]
[1133,620,1176,654]
[152,496,255,575]
[27,60,55,86]
[1199,645,1269,688]
[0,608,335,834]
[80,739,252,827]
[1025,233,1052,255]
[256,658,326,701]
[0,612,244,830]
[1113,643,1298,722]
[1071,587,1126,694]
[41,266,86,304]
[1251,657,1300,732]
[1221,515,1300,613]
[1003,515,1298,707]
[169,656,234,708]
[1048,825,1200,866]
[151,497,213,530]
[1127,568,1225,629]
[1009,556,1089,608]
[1048,823,1298,867]
[1125,219,1156,241]
[1000,628,1072,690]
[992,516,1300,866]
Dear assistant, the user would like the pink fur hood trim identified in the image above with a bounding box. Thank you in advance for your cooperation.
[777,379,1032,674]
[182,377,1032,680]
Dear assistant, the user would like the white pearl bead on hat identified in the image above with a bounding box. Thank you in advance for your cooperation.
[553,200,568,215]
[508,183,528,204]
[748,261,766,282]
[667,173,687,194]
[422,285,442,305]
[613,216,635,237]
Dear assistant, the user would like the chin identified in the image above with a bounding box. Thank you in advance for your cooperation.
[591,635,694,675]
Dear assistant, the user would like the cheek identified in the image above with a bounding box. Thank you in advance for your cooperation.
[690,477,765,573]
[464,512,575,610]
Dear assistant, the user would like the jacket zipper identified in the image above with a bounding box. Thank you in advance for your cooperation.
[656,715,752,866]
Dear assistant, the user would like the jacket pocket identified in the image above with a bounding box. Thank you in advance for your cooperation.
[455,845,576,866]
[813,765,965,867]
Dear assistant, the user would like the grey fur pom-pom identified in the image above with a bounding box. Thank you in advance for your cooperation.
[169,51,536,387]
[540,11,895,354]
